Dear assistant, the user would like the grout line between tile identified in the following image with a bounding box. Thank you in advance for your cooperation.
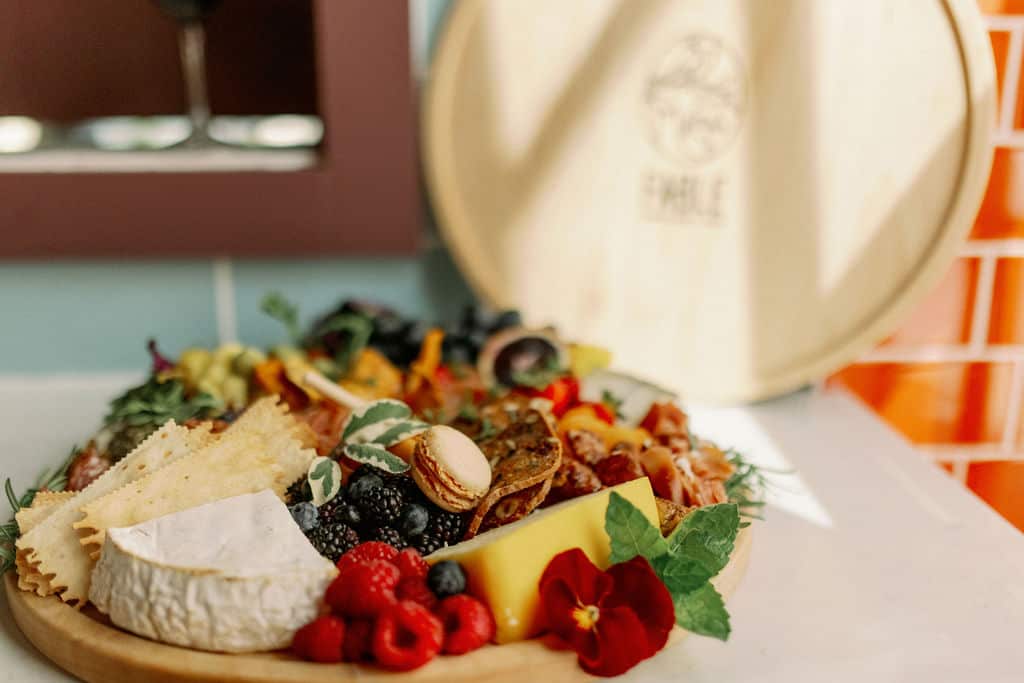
[969,254,997,354]
[213,259,238,345]
[999,25,1024,135]
[1002,361,1024,450]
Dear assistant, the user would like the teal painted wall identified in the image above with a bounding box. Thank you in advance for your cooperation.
[0,0,464,373]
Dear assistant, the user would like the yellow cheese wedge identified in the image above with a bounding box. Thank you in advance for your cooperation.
[429,478,658,643]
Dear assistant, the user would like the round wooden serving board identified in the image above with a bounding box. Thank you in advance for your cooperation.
[423,0,995,403]
[5,527,751,683]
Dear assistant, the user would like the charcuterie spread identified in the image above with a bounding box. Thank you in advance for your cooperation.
[2,295,765,678]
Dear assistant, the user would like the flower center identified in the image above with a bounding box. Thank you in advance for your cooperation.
[572,604,601,631]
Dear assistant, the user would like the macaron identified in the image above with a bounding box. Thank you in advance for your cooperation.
[412,425,492,512]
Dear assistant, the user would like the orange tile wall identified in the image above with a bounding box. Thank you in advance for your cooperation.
[832,3,1024,532]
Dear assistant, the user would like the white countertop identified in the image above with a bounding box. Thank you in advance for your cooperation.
[1,376,1023,682]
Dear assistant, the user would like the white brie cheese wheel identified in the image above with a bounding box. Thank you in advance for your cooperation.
[89,490,337,653]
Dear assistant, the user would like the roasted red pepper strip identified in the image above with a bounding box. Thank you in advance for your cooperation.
[530,376,580,417]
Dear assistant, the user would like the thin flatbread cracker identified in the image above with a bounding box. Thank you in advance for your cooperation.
[16,422,209,604]
[75,397,315,557]
[467,410,562,537]
[14,491,75,537]
[32,490,76,507]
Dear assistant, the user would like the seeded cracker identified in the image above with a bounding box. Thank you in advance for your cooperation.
[74,397,315,561]
[15,422,209,604]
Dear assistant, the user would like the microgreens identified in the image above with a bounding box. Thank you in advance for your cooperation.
[509,356,566,389]
[260,291,303,345]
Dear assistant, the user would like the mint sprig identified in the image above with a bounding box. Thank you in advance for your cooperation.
[604,492,739,641]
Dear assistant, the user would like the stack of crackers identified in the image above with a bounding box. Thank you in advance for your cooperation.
[14,398,316,606]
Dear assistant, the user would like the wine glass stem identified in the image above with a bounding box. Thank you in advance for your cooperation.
[179,21,211,143]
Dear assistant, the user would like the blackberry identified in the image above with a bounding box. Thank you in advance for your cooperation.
[348,473,383,502]
[413,533,444,556]
[386,474,424,502]
[316,494,348,525]
[425,509,467,545]
[368,526,407,549]
[309,523,360,563]
[357,484,405,526]
[285,478,312,505]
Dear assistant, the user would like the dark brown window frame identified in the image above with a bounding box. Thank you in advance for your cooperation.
[0,0,419,258]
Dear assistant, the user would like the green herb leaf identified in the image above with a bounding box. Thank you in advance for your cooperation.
[666,503,740,579]
[672,582,731,640]
[372,421,429,447]
[343,443,411,474]
[650,551,716,596]
[601,389,625,420]
[473,417,499,444]
[260,291,302,345]
[509,356,566,390]
[604,491,668,564]
[343,400,412,442]
[308,457,342,507]
[105,377,222,459]
[311,313,373,374]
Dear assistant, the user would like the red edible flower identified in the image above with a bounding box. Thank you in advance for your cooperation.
[146,339,175,374]
[539,549,674,677]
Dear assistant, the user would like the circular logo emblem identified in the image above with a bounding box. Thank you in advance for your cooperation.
[642,34,747,166]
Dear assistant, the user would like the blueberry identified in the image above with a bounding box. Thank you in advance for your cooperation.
[465,329,489,352]
[427,560,467,598]
[399,504,429,537]
[348,474,383,502]
[288,502,319,533]
[461,304,499,333]
[490,310,522,332]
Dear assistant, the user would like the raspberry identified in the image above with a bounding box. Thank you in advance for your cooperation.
[342,619,375,663]
[326,559,400,618]
[394,548,429,579]
[396,576,437,610]
[336,541,400,573]
[372,601,444,671]
[291,615,346,663]
[435,595,496,655]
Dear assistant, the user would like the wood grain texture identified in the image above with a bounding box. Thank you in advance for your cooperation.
[4,527,752,682]
[423,0,996,403]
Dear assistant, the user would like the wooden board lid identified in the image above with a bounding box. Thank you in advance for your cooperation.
[423,0,995,403]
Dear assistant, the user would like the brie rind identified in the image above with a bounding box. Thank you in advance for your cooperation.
[89,490,336,653]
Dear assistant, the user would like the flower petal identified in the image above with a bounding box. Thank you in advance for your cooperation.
[578,606,650,677]
[539,548,613,638]
[605,556,676,651]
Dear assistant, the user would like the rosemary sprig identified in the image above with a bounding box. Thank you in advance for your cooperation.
[1,447,79,573]
[724,448,790,521]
